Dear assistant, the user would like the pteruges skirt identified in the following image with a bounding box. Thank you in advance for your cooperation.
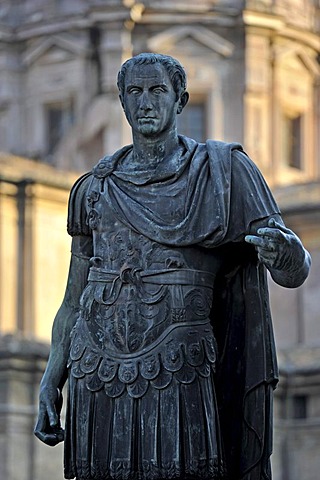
[64,321,226,480]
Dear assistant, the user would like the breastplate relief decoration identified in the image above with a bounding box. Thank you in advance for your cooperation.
[68,172,217,398]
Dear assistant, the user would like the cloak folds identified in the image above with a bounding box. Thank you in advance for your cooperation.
[67,136,280,480]
[212,246,278,480]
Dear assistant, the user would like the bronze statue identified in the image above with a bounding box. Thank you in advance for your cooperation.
[34,53,311,480]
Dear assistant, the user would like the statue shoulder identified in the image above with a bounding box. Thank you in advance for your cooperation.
[206,138,264,177]
[67,172,93,237]
[205,139,245,167]
[66,148,131,236]
[230,146,267,183]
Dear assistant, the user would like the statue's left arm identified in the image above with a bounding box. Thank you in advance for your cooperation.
[245,215,311,288]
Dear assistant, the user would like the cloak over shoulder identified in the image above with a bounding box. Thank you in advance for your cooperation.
[67,136,280,480]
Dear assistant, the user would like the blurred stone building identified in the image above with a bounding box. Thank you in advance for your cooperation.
[0,1,319,479]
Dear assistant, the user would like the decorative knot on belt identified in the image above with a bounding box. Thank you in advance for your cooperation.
[119,266,143,284]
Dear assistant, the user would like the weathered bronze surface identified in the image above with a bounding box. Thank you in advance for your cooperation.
[34,53,311,480]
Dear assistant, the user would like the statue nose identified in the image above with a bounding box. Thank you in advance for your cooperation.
[139,92,152,110]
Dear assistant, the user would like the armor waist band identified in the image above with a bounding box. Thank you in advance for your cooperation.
[88,267,215,289]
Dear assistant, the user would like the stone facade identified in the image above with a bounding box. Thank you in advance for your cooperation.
[0,1,319,479]
[0,154,75,480]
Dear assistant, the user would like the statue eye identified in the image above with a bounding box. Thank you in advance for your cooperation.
[152,87,165,95]
[128,87,141,95]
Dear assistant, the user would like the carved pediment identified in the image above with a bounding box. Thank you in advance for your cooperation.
[274,44,320,76]
[22,35,88,66]
[147,25,234,58]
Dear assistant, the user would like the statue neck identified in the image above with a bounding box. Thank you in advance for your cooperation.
[131,130,180,166]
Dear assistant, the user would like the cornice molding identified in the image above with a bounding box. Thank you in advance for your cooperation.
[244,10,320,51]
[13,10,129,41]
[22,34,89,66]
[147,25,234,58]
[138,12,239,26]
[0,153,76,188]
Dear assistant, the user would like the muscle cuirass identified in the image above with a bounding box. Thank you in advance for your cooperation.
[69,172,224,400]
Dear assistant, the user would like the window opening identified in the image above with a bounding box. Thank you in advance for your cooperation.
[46,99,74,159]
[283,113,303,170]
[292,395,308,419]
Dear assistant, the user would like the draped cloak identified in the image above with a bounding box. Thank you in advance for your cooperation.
[67,135,280,480]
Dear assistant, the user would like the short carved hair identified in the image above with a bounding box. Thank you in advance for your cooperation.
[117,53,187,100]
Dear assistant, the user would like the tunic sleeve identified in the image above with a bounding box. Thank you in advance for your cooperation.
[67,172,93,237]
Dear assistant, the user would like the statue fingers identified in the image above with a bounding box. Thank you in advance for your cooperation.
[245,235,266,248]
[40,386,61,426]
[256,227,285,243]
[51,425,65,444]
[34,405,46,437]
[34,412,57,446]
[44,400,59,428]
[34,428,64,447]
[34,405,64,446]
[245,235,277,251]
[268,217,293,234]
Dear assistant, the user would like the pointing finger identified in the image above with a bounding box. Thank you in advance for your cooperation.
[245,235,278,253]
[245,235,264,246]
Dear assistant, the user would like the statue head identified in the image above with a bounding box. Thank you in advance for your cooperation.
[117,53,187,102]
[117,53,189,138]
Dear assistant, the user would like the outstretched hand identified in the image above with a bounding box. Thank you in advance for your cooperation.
[245,218,306,272]
[34,385,65,447]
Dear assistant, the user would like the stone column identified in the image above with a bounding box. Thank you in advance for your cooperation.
[0,335,64,480]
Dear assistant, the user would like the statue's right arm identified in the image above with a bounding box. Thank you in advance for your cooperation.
[34,235,92,446]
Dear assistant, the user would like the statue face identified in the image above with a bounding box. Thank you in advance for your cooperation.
[121,62,179,137]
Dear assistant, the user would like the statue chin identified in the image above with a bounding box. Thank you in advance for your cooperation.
[137,120,159,136]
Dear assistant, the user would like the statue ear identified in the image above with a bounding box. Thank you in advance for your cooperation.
[119,94,125,110]
[177,91,189,114]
